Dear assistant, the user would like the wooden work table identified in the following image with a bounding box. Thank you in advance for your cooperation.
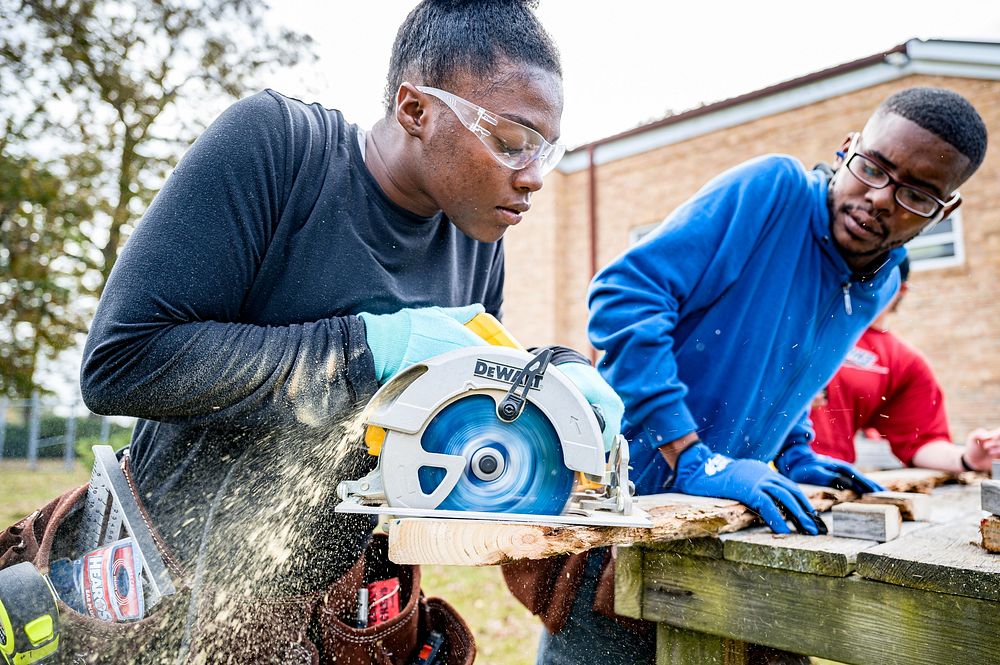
[613,480,1000,665]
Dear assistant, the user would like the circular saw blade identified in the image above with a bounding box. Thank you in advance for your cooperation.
[418,393,573,515]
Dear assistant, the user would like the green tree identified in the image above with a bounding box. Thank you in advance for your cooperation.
[0,122,97,397]
[0,0,314,395]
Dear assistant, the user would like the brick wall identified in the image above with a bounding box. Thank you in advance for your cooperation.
[504,74,1000,440]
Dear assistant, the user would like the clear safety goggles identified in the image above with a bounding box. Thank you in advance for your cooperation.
[416,86,566,176]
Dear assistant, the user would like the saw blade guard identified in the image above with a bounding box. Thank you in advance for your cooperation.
[363,347,606,511]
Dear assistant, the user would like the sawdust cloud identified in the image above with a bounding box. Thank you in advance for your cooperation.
[79,405,379,663]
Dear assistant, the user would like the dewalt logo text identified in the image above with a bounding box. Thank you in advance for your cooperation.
[473,360,543,390]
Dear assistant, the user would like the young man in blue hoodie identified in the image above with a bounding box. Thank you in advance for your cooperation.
[535,87,987,664]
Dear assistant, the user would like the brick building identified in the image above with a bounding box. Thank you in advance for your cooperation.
[502,38,1000,439]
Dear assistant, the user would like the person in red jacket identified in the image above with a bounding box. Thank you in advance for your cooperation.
[811,257,1000,472]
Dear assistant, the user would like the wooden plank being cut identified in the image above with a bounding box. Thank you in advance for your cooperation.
[386,469,954,565]
[857,521,1000,601]
[634,550,1000,665]
[720,526,876,577]
[832,503,901,542]
[389,488,825,565]
[857,491,931,520]
[981,480,1000,515]
[981,515,1000,553]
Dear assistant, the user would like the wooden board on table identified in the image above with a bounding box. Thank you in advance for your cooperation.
[386,469,955,565]
[857,491,932,520]
[856,521,1000,602]
[981,515,1000,553]
[831,503,901,542]
[981,480,1000,515]
[388,487,834,565]
[865,467,952,493]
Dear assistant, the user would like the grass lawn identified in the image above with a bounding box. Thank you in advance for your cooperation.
[0,459,90,526]
[0,459,541,664]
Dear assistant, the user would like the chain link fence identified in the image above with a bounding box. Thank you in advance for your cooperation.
[0,392,134,470]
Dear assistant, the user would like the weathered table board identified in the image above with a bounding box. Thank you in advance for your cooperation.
[614,482,1000,665]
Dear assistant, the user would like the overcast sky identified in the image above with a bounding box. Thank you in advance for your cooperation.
[268,0,1000,148]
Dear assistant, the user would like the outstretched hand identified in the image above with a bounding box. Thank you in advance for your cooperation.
[963,427,1000,471]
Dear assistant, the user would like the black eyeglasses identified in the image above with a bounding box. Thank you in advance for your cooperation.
[843,134,959,218]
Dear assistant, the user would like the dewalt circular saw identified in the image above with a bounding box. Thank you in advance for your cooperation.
[337,314,651,528]
[0,562,60,665]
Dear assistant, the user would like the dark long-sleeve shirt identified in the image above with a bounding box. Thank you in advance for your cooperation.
[80,90,504,591]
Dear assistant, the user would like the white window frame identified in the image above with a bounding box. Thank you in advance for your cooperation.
[906,209,965,272]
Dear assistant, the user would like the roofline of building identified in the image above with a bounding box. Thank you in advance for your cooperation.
[557,38,1000,174]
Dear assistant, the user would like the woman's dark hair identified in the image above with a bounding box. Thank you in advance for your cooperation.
[384,0,561,114]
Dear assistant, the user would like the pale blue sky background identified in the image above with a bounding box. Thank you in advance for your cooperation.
[269,0,1000,147]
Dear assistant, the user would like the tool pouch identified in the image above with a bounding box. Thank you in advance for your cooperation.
[1,484,475,663]
[0,467,196,663]
[315,533,475,665]
[0,486,72,571]
[502,548,651,637]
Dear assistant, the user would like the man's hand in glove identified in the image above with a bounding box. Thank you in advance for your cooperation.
[669,441,828,535]
[775,443,885,494]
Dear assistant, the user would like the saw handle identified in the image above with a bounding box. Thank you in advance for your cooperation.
[464,312,525,350]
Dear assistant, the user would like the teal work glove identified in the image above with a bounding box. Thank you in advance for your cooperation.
[555,361,624,452]
[359,304,487,384]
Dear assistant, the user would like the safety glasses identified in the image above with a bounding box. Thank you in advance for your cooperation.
[843,133,959,219]
[416,86,566,176]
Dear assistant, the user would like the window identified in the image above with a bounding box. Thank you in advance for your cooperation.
[906,210,964,271]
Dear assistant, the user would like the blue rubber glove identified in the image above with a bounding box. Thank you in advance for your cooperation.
[672,442,827,535]
[359,304,487,383]
[775,442,885,495]
[554,362,624,452]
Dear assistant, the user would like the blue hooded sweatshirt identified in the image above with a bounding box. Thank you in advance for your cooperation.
[588,154,904,495]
